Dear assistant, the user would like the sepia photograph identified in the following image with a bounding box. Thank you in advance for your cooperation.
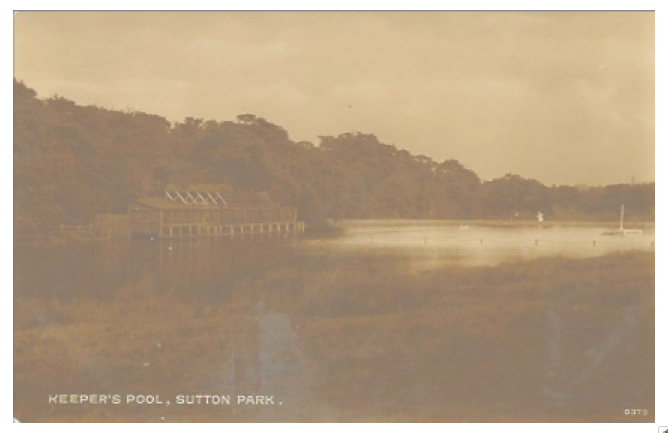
[12,10,655,423]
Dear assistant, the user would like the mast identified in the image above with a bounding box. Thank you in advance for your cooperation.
[620,204,624,230]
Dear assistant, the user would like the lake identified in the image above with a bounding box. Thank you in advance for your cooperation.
[300,220,655,269]
[15,222,655,299]
[13,221,655,422]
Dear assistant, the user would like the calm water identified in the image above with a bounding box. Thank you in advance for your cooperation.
[301,221,655,270]
[15,223,655,299]
[13,221,655,422]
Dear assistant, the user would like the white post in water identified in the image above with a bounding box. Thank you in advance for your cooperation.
[620,204,625,230]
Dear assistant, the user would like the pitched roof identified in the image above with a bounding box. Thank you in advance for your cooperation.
[131,197,210,210]
[225,190,277,205]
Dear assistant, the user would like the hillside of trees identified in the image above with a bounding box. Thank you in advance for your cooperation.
[13,79,654,234]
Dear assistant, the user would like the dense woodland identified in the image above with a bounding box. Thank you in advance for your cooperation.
[14,79,654,233]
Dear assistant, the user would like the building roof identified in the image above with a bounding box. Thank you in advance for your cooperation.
[132,190,281,210]
[225,190,276,206]
[131,197,211,210]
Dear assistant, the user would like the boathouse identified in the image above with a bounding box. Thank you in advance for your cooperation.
[128,186,303,239]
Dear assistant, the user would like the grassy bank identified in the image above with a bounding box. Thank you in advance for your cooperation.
[14,250,654,422]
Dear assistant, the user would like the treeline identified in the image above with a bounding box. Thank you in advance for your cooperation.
[14,79,654,233]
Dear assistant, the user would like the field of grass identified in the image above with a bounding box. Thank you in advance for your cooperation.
[14,249,654,422]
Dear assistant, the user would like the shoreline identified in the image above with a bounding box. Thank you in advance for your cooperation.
[14,218,655,247]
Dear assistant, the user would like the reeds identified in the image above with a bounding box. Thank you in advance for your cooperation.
[14,250,654,422]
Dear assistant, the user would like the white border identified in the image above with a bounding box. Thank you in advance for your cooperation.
[5,3,662,433]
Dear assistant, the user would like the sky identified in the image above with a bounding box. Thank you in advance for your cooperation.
[13,11,654,186]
